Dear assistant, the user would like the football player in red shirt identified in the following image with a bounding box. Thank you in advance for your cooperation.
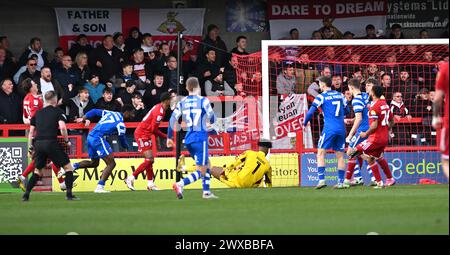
[432,61,449,181]
[18,78,67,191]
[347,85,395,188]
[125,92,174,191]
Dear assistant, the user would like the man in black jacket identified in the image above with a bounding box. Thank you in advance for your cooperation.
[0,48,16,82]
[95,87,121,112]
[197,24,228,67]
[68,34,93,61]
[89,35,124,84]
[196,48,220,93]
[0,79,22,126]
[67,87,95,122]
[54,55,81,100]
[18,37,49,69]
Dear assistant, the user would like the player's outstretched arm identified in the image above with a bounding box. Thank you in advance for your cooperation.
[84,109,104,120]
[167,102,182,140]
[303,105,317,127]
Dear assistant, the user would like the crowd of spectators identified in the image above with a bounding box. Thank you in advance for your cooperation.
[0,20,448,149]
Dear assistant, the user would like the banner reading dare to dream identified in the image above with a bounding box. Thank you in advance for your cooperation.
[54,8,205,52]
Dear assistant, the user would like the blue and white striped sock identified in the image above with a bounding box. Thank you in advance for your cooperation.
[354,163,362,178]
[318,167,325,181]
[202,169,211,194]
[367,165,375,181]
[180,170,202,187]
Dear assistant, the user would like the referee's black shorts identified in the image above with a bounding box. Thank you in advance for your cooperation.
[34,140,70,169]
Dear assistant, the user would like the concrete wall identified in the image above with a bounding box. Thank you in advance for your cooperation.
[0,0,446,60]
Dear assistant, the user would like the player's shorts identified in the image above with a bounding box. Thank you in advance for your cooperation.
[439,127,449,160]
[318,132,346,152]
[87,135,112,159]
[34,140,70,169]
[185,140,209,166]
[356,137,387,159]
[134,133,152,153]
[349,130,367,148]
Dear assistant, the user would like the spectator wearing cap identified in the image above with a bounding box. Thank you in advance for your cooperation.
[19,37,49,69]
[68,34,93,61]
[113,32,126,53]
[389,24,405,39]
[95,87,121,112]
[67,87,95,122]
[125,27,143,56]
[49,47,64,71]
[54,55,81,100]
[197,24,228,67]
[205,70,235,96]
[0,36,15,62]
[116,80,137,107]
[16,56,40,93]
[0,48,17,82]
[231,36,249,55]
[141,33,156,59]
[89,34,124,85]
[276,61,296,95]
[110,61,146,95]
[343,31,355,39]
[196,48,221,90]
[84,73,106,104]
[390,91,412,145]
[143,72,168,110]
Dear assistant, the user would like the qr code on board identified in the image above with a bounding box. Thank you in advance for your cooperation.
[0,147,24,183]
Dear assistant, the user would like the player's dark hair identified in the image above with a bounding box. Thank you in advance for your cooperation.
[160,92,171,102]
[22,78,34,93]
[348,78,361,89]
[366,78,379,86]
[258,139,272,149]
[318,75,332,87]
[44,90,57,102]
[372,85,383,98]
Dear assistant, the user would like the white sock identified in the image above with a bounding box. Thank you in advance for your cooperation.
[128,175,135,181]
[148,180,154,186]
[177,181,184,187]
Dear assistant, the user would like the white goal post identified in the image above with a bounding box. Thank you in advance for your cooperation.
[261,38,450,140]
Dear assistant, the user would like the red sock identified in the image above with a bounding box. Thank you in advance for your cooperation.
[357,156,363,169]
[346,159,357,180]
[146,162,154,181]
[377,158,393,179]
[369,163,382,182]
[50,163,64,184]
[133,158,152,178]
[22,160,36,178]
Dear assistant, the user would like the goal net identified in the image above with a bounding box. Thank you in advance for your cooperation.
[234,39,449,187]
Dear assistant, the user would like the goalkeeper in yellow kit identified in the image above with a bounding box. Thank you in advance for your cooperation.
[177,140,273,188]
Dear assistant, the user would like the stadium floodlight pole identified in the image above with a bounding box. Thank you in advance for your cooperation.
[175,31,183,182]
[261,38,449,141]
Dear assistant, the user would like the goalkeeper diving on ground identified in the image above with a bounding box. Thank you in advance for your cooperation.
[176,139,273,188]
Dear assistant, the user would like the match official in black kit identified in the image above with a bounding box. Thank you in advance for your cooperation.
[23,91,78,201]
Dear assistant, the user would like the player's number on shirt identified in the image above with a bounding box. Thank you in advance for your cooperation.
[332,101,341,117]
[252,161,262,175]
[183,109,202,128]
[381,110,390,126]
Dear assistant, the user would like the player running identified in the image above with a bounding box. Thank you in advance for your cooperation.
[343,78,372,187]
[347,85,396,188]
[167,77,218,199]
[70,107,135,193]
[17,78,67,191]
[125,92,173,191]
[178,140,273,188]
[432,61,449,181]
[303,76,349,189]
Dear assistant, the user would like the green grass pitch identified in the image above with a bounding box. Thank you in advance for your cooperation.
[0,185,448,235]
